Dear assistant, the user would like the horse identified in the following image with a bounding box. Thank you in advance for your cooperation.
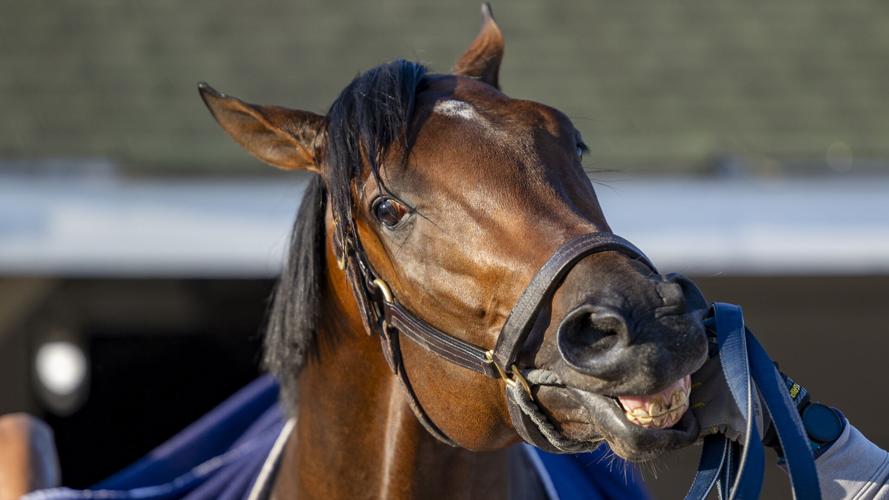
[196,4,710,498]
[1,4,711,499]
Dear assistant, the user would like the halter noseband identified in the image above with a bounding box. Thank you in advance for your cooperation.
[335,226,655,449]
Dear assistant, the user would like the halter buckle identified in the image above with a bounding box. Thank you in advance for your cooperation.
[485,350,533,399]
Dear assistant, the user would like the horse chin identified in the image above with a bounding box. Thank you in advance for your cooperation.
[535,384,700,463]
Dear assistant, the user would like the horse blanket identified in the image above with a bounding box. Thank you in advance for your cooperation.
[23,376,648,500]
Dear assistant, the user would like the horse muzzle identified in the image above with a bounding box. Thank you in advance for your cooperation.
[521,268,709,459]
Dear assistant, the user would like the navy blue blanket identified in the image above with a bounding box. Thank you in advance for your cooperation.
[25,376,648,500]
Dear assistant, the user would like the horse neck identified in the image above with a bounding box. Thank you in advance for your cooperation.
[272,251,510,500]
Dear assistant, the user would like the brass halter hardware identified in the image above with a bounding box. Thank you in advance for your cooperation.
[371,278,394,304]
[485,350,533,399]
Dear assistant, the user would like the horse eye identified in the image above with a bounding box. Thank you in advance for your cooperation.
[371,197,408,228]
[575,139,588,159]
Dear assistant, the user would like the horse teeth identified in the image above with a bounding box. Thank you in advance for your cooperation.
[629,413,649,424]
[621,375,693,428]
[646,401,663,415]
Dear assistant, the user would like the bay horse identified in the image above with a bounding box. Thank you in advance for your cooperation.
[0,5,712,500]
[4,5,846,500]
[195,4,711,498]
[196,4,711,499]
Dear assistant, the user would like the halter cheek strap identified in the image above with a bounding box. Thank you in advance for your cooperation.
[336,229,654,449]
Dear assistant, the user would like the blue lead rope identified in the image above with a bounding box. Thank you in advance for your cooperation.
[685,303,820,500]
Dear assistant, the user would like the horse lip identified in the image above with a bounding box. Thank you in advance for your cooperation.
[536,383,699,461]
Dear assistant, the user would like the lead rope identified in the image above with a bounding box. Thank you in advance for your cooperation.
[685,303,821,500]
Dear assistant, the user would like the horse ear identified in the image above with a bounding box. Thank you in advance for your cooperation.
[452,3,504,89]
[198,82,325,172]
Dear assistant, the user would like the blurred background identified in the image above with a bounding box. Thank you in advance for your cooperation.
[1,0,888,497]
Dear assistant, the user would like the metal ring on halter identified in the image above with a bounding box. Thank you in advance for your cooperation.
[372,278,394,304]
[510,365,533,397]
[485,350,533,399]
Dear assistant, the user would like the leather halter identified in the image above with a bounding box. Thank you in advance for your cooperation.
[331,216,824,499]
[334,224,656,447]
[333,217,823,499]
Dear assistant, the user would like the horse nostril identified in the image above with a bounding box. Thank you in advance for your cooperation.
[557,305,630,375]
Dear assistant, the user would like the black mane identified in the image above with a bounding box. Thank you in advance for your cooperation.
[264,59,428,404]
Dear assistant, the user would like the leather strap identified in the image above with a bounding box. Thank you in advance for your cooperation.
[344,230,653,385]
[343,215,823,498]
[377,320,459,446]
[385,302,497,378]
[339,228,652,448]
[492,233,655,369]
[335,228,379,337]
[342,215,822,500]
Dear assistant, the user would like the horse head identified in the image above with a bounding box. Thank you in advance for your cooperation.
[199,4,708,463]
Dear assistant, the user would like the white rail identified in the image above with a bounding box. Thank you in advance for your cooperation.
[2,173,888,277]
